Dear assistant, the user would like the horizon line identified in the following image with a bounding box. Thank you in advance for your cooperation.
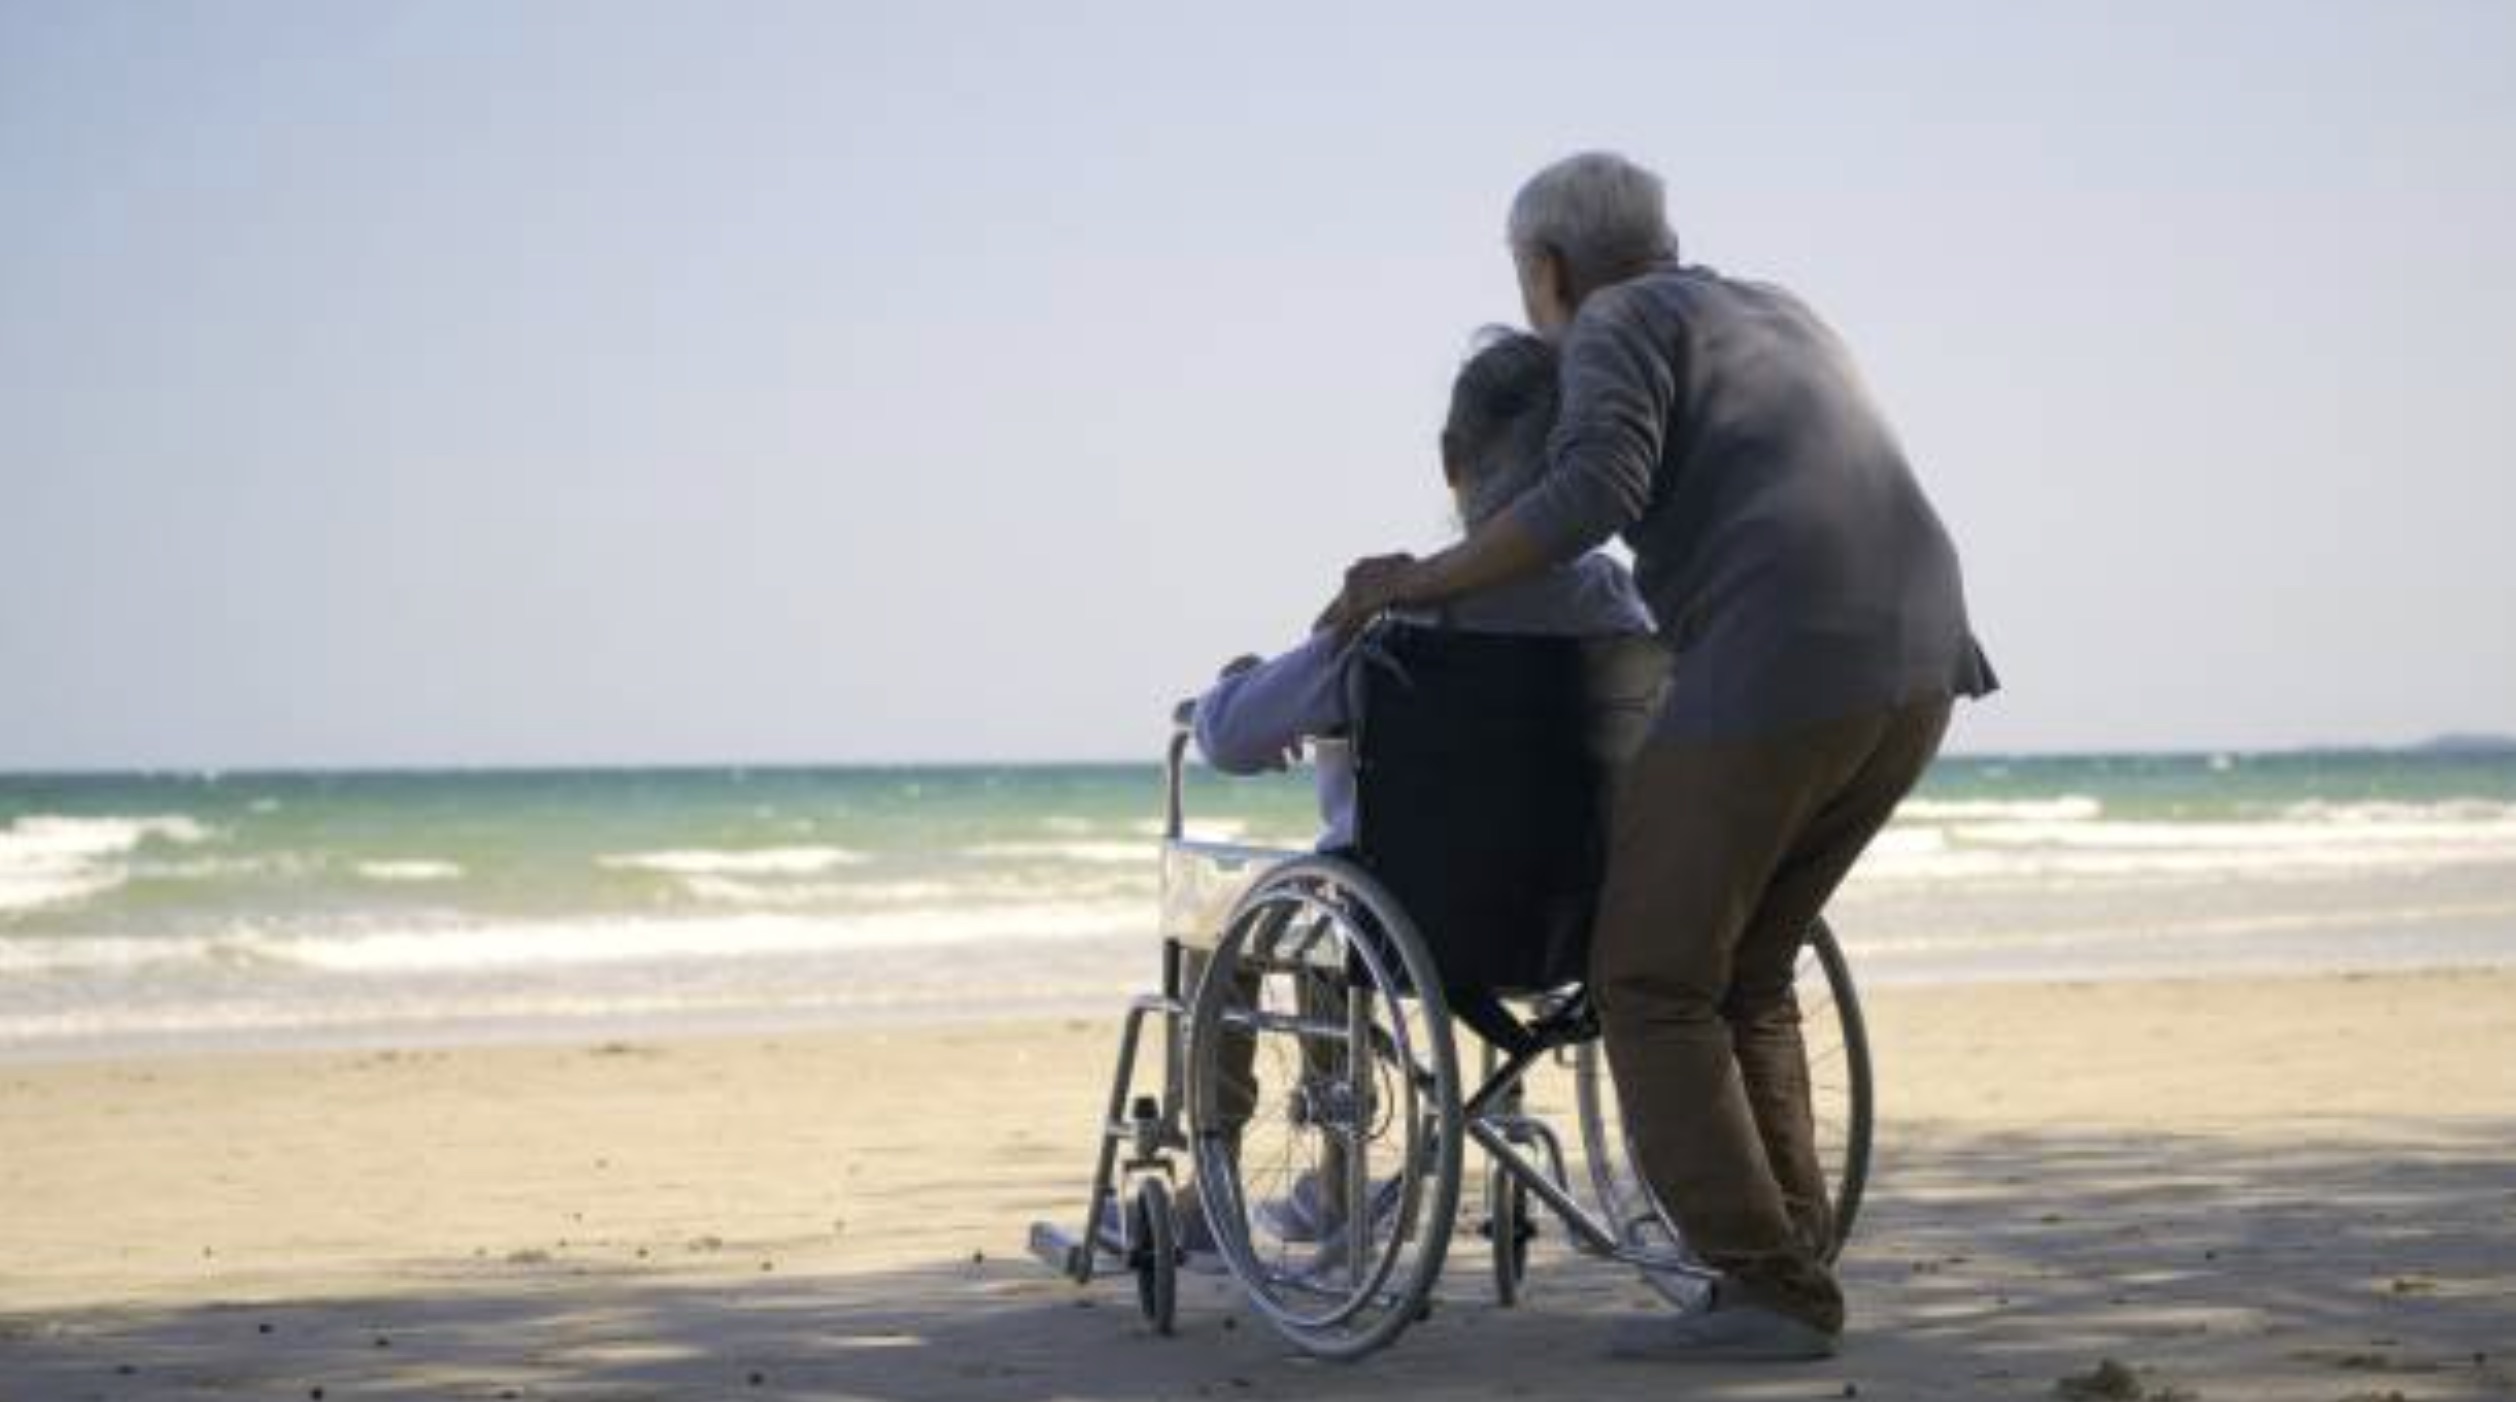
[3,737,2511,782]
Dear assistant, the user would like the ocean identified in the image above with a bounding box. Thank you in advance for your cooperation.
[5,752,2516,1059]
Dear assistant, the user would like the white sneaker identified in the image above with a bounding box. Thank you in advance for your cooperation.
[1254,1171,1333,1243]
[1301,1175,1410,1274]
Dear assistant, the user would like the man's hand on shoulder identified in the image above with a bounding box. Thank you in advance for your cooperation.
[1315,552,1424,642]
[1315,514,1558,643]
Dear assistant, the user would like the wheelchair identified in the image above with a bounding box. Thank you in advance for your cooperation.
[1029,623,1875,1359]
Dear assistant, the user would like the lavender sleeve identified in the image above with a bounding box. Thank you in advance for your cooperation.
[1507,284,1678,558]
[1190,631,1352,775]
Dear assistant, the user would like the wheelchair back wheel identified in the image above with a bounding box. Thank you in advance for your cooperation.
[1185,856,1463,1360]
[1573,916,1874,1298]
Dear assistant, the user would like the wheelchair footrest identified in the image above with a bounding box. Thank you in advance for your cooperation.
[1029,1220,1090,1279]
[1029,1218,1128,1281]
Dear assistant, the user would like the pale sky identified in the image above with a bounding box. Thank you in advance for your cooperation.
[4,2,2511,768]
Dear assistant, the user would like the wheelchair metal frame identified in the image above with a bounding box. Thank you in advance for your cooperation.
[1027,715,1713,1309]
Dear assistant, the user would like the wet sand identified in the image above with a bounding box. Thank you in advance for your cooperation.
[3,968,2513,1399]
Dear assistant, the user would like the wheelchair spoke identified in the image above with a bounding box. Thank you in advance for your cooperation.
[1186,859,1462,1357]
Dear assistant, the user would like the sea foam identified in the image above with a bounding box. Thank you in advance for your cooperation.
[0,901,1148,978]
[1896,795,2104,823]
[355,859,465,883]
[0,815,209,914]
[964,840,1151,865]
[1856,796,2516,887]
[597,846,869,877]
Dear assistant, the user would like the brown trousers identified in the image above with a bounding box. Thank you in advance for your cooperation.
[1591,697,1952,1333]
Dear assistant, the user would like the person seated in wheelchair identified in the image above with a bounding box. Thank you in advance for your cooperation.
[1192,327,1662,847]
[1182,328,1667,1253]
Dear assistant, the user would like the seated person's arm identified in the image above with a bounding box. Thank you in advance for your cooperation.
[1191,631,1347,775]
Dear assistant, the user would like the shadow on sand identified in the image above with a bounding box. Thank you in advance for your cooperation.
[5,1120,2512,1401]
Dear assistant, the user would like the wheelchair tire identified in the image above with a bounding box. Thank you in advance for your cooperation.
[1572,916,1874,1299]
[1809,921,1875,1257]
[1186,856,1463,1361]
[1131,1175,1178,1336]
[1486,1161,1530,1307]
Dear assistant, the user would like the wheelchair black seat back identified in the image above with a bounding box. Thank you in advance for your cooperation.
[1344,620,1616,1049]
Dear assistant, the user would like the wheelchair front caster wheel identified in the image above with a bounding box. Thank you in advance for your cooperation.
[1130,1176,1178,1335]
[1486,1163,1532,1306]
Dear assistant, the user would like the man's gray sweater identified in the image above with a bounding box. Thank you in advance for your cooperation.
[1509,265,1996,740]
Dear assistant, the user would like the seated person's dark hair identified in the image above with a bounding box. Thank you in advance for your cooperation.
[1441,329,1561,523]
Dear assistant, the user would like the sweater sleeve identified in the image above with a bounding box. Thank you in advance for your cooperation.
[1190,631,1351,775]
[1507,284,1678,558]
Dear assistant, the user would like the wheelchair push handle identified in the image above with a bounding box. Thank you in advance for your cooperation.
[1164,697,1197,840]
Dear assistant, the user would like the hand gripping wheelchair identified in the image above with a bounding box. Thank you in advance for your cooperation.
[1028,622,1875,1359]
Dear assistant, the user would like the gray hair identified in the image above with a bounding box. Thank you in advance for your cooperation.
[1506,151,1678,285]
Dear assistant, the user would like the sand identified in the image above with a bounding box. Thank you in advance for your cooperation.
[3,968,2513,1400]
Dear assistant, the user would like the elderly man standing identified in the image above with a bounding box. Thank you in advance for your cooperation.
[1324,152,1995,1361]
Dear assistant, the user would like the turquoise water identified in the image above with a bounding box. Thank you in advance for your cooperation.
[6,752,2516,1055]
